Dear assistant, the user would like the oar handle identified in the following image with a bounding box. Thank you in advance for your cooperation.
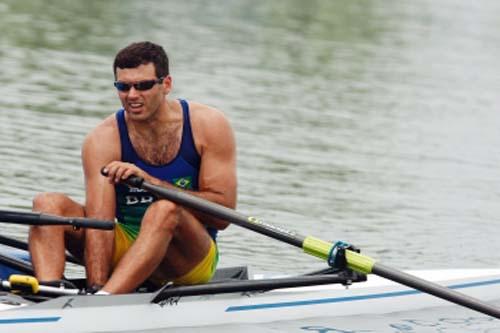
[100,167,144,188]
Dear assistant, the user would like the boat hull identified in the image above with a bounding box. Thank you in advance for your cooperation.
[0,269,499,332]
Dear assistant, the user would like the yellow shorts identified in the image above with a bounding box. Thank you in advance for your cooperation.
[113,223,219,286]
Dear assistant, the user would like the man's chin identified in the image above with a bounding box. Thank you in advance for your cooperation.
[125,109,148,119]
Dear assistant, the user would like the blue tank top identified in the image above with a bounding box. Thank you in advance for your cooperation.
[114,99,217,240]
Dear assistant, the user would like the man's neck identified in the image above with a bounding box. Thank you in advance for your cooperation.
[127,99,178,137]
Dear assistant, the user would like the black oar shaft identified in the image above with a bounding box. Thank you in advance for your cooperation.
[372,263,500,318]
[0,253,33,275]
[0,235,29,251]
[135,179,305,248]
[0,235,81,265]
[117,175,500,319]
[0,210,114,230]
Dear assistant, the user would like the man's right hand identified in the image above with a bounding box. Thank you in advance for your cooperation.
[102,161,151,184]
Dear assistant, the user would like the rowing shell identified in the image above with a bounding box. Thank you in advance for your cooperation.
[0,268,499,333]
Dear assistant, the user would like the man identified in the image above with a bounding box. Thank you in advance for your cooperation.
[28,41,237,294]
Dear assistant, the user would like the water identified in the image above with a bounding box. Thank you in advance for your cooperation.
[1,0,500,330]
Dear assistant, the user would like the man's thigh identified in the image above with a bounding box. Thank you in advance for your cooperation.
[56,196,87,262]
[153,208,214,282]
[32,192,87,261]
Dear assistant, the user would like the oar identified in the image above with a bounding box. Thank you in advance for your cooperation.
[0,252,34,275]
[0,210,114,230]
[105,171,500,319]
[0,234,81,265]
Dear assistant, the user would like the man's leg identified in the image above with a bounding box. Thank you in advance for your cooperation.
[102,199,213,294]
[29,192,85,281]
[150,210,215,285]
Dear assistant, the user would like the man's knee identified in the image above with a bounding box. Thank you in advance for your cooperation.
[32,192,84,219]
[32,192,71,212]
[143,200,180,233]
[31,193,69,233]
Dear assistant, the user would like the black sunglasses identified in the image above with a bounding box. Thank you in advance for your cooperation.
[114,77,164,92]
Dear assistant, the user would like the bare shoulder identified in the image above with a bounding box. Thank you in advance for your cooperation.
[82,114,120,163]
[188,101,230,126]
[187,101,235,151]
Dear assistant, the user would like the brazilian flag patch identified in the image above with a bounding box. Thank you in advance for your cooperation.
[173,176,193,189]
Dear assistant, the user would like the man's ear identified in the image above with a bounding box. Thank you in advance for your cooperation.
[162,75,173,93]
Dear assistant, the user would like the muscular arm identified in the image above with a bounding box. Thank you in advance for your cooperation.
[82,118,120,286]
[191,106,237,229]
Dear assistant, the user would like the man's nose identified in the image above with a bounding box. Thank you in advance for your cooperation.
[128,86,140,97]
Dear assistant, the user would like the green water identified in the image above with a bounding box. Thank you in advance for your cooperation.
[1,0,500,279]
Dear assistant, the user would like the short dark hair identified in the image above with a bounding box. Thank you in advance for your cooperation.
[113,41,169,79]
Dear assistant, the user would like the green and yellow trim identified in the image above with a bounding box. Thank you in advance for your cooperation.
[302,236,376,274]
[302,236,332,260]
[345,250,376,274]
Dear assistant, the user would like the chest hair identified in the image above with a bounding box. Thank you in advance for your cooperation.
[129,123,182,165]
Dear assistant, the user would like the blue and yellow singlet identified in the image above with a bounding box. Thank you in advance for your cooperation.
[114,99,218,241]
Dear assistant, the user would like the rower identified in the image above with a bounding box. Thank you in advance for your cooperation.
[28,41,237,294]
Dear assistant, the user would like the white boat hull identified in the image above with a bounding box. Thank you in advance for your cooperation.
[1,269,499,332]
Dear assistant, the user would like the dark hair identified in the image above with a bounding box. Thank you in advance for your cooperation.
[113,41,169,79]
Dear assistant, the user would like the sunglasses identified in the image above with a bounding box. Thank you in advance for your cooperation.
[114,77,164,92]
